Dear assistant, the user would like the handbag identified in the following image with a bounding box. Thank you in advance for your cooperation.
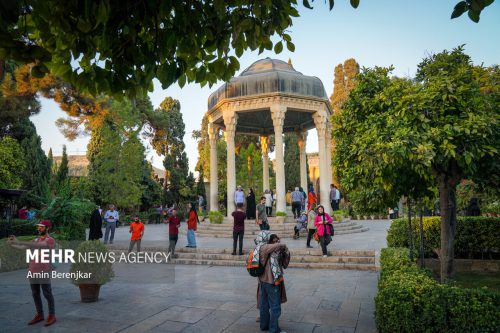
[313,230,319,242]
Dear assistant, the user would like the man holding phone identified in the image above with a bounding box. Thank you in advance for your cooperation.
[104,204,119,244]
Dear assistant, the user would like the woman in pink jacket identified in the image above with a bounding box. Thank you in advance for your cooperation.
[314,205,333,257]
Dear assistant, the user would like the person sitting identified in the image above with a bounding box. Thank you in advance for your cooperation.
[293,212,307,239]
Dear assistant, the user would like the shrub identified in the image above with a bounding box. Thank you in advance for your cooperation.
[208,211,224,224]
[70,240,114,285]
[276,211,287,217]
[375,248,500,333]
[387,216,500,258]
[0,219,37,238]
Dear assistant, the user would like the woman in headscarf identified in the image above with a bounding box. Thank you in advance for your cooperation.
[186,202,199,248]
[88,206,103,240]
[246,188,256,220]
[314,205,333,257]
[306,203,317,248]
[307,185,317,211]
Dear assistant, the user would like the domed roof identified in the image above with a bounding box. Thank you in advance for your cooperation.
[208,58,328,110]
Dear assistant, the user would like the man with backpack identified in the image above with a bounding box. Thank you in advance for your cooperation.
[247,231,290,333]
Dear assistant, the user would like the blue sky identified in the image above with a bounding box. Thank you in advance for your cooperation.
[32,0,500,172]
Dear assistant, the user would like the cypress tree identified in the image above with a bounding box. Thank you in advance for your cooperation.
[284,133,300,190]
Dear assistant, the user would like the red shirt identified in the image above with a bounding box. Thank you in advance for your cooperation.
[18,208,28,220]
[187,211,198,231]
[232,210,246,232]
[28,235,55,273]
[129,221,144,240]
[167,215,181,236]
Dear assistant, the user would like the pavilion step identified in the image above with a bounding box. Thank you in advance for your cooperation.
[174,247,375,257]
[196,227,369,238]
[171,258,376,271]
[174,252,375,264]
[197,224,364,233]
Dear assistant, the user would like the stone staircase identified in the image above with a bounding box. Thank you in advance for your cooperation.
[112,247,377,271]
[196,218,369,239]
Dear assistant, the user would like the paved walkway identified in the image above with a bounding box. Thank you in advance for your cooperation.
[0,220,390,332]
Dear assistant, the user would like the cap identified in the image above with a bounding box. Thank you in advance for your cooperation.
[36,220,51,229]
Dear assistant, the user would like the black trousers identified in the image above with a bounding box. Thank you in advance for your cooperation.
[306,229,316,246]
[266,206,272,216]
[319,236,328,255]
[233,231,244,254]
[31,282,55,315]
[291,202,301,218]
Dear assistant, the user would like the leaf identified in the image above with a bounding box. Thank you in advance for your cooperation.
[274,41,283,54]
[350,0,360,9]
[286,41,295,52]
[214,0,225,16]
[329,0,335,11]
[178,74,186,88]
[303,0,313,9]
[451,1,468,19]
[468,9,480,22]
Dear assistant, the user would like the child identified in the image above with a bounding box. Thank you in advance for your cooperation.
[293,211,307,239]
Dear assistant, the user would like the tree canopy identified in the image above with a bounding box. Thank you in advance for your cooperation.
[0,0,490,97]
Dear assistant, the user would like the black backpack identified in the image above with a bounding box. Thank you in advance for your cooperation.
[247,253,270,277]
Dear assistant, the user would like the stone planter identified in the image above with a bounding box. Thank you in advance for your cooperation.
[370,215,375,220]
[276,216,285,224]
[79,284,101,303]
[356,215,361,220]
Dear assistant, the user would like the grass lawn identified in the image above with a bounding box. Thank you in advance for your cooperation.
[453,271,500,292]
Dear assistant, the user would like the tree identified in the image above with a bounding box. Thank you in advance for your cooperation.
[0,137,25,188]
[116,132,145,209]
[0,1,484,97]
[151,97,189,205]
[284,133,300,189]
[196,166,207,199]
[236,143,263,192]
[11,118,51,205]
[333,47,499,281]
[55,145,69,188]
[140,160,163,210]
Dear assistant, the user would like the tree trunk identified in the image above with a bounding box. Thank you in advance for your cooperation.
[437,170,459,282]
[407,200,413,261]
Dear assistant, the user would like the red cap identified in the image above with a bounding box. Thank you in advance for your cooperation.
[36,220,52,229]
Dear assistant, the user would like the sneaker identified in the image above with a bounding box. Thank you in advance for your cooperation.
[231,252,237,256]
[306,245,313,248]
[238,252,243,256]
[256,316,260,322]
[323,255,327,258]
[28,313,44,325]
[45,314,56,327]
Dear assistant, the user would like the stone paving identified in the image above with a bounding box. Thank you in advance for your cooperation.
[0,220,390,332]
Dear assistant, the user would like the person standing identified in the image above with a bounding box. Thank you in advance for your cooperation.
[249,231,289,333]
[234,185,245,207]
[285,188,292,207]
[300,187,307,211]
[232,203,246,255]
[246,188,256,220]
[256,196,270,231]
[128,215,144,253]
[155,205,162,224]
[308,185,317,211]
[264,190,273,217]
[314,205,333,257]
[88,206,103,241]
[18,205,28,220]
[8,220,56,326]
[165,208,181,257]
[103,205,119,244]
[329,184,336,212]
[186,202,199,248]
[306,204,317,248]
[291,187,302,219]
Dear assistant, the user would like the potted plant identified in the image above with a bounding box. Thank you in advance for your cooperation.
[208,211,224,224]
[70,240,114,302]
[275,211,287,224]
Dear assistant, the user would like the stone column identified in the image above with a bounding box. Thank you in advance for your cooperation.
[313,112,331,214]
[223,110,238,216]
[325,121,333,189]
[271,104,286,214]
[208,122,218,212]
[260,136,270,193]
[297,131,308,193]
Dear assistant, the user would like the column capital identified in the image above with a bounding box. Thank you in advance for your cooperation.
[260,136,269,153]
[208,122,218,146]
[296,131,308,151]
[313,111,328,137]
[270,104,286,129]
[223,110,238,136]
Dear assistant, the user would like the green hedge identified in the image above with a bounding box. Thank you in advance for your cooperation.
[375,248,500,333]
[0,219,37,237]
[387,216,500,258]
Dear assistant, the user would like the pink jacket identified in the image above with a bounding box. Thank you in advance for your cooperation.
[314,214,333,236]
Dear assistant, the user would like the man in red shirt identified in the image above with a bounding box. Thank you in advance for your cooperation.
[8,220,57,326]
[165,208,181,257]
[18,205,28,219]
[128,215,144,253]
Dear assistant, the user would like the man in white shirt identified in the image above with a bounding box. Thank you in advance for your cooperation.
[234,185,245,207]
[103,205,119,244]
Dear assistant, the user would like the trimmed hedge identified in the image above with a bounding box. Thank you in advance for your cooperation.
[387,216,500,258]
[375,248,500,333]
[0,219,37,238]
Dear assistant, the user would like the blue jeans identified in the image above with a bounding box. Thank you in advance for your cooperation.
[260,282,282,333]
[104,221,116,244]
[187,229,197,247]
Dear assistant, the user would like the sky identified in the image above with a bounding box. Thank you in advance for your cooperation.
[31,0,500,173]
